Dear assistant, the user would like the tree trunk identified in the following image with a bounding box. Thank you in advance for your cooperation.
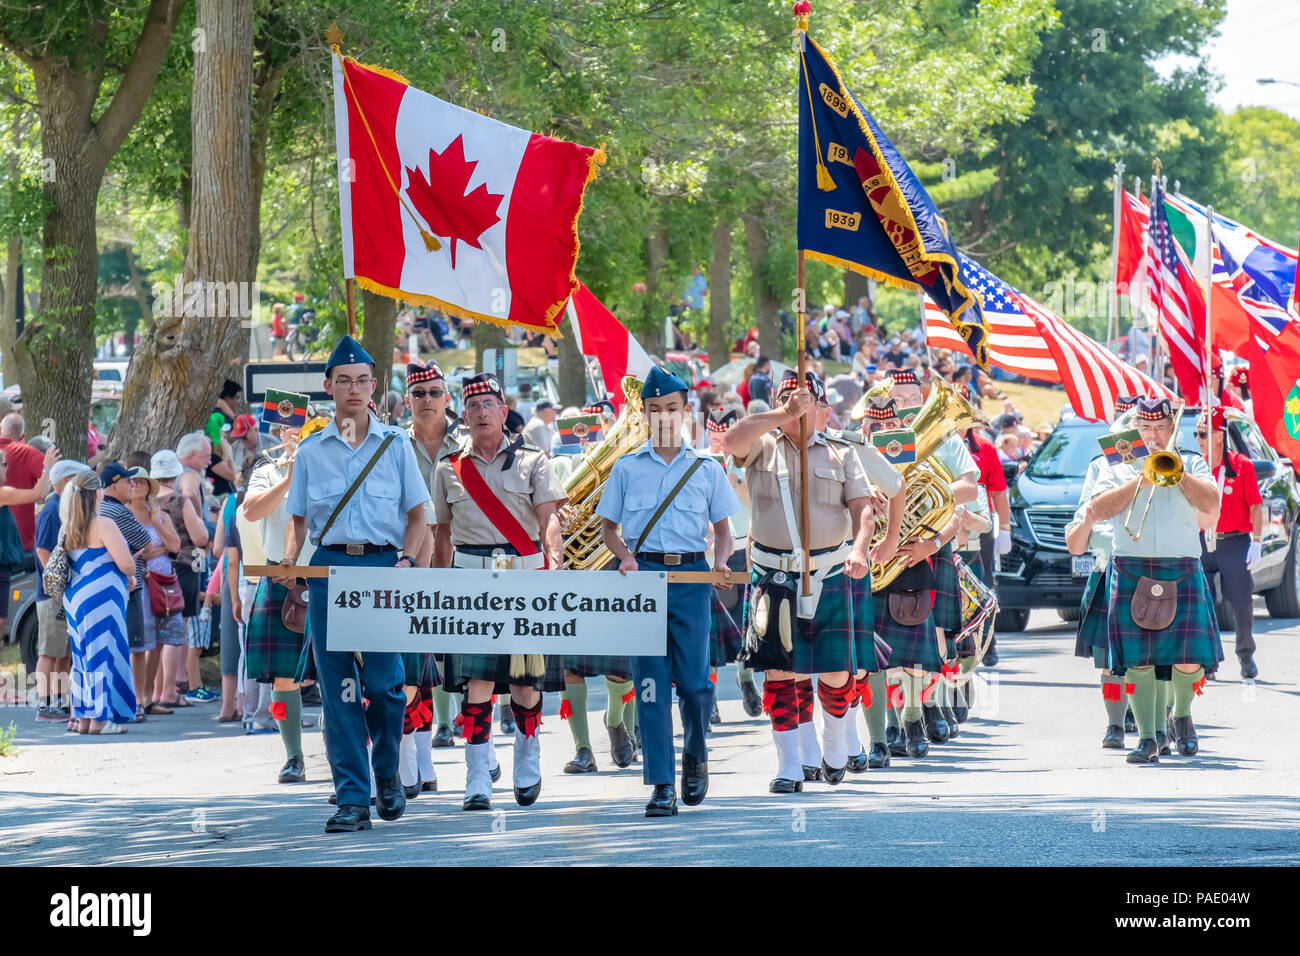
[707,218,733,369]
[0,235,19,387]
[106,0,253,459]
[360,287,396,418]
[743,213,782,362]
[473,319,506,379]
[645,227,669,354]
[843,269,869,314]
[556,325,587,408]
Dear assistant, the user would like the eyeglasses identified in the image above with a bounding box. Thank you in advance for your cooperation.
[332,376,374,390]
[1194,431,1209,439]
[408,388,446,400]
[464,400,504,414]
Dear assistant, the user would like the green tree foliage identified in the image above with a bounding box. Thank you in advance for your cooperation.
[1220,106,1300,245]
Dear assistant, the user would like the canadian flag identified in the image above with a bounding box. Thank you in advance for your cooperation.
[566,281,653,411]
[333,56,604,334]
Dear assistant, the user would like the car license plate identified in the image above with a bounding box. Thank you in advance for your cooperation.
[1072,555,1094,577]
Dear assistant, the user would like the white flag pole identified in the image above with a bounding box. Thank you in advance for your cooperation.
[1108,160,1125,354]
[1204,204,1217,554]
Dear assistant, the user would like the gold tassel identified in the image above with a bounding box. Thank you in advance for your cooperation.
[420,229,442,252]
[816,161,835,192]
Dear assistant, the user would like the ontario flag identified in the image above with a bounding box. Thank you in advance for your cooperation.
[1244,319,1300,471]
[332,55,604,335]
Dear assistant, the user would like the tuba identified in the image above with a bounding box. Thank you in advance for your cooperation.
[869,375,985,591]
[562,377,647,570]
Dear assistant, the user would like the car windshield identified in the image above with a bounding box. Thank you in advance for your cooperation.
[1027,416,1202,479]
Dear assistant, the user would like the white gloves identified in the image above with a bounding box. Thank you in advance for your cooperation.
[996,528,1012,555]
[1247,540,1262,572]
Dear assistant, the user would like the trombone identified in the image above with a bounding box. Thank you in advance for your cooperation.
[1122,404,1186,540]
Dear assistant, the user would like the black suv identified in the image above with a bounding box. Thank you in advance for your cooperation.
[995,408,1300,630]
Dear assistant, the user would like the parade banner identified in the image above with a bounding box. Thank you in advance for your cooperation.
[324,567,667,655]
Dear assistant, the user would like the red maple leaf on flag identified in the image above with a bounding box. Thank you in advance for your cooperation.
[403,135,504,269]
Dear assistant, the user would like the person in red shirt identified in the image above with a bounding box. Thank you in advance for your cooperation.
[0,413,51,549]
[1196,406,1263,679]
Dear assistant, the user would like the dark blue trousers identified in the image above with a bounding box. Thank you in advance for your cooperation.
[631,558,712,786]
[307,548,405,807]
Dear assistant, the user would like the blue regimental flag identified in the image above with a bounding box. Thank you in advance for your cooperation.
[796,31,987,367]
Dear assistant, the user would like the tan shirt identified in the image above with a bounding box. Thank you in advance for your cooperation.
[736,431,870,551]
[433,434,567,546]
[409,419,463,525]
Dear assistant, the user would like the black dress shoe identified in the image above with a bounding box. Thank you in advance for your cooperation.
[404,782,421,800]
[1172,715,1199,755]
[922,706,950,743]
[1156,731,1172,757]
[277,755,306,784]
[489,763,501,783]
[846,749,869,773]
[324,804,371,833]
[903,719,929,758]
[299,683,322,707]
[982,645,999,668]
[1126,738,1160,764]
[463,793,491,811]
[421,779,438,792]
[645,784,678,817]
[563,745,597,774]
[740,679,763,717]
[375,776,406,822]
[867,742,891,768]
[681,753,708,806]
[951,702,969,723]
[607,723,634,768]
[1239,654,1258,680]
[1124,707,1137,734]
[769,777,803,794]
[514,781,541,807]
[802,764,823,781]
[431,724,456,748]
[940,704,959,739]
[1101,724,1125,749]
[821,759,846,785]
[499,705,516,736]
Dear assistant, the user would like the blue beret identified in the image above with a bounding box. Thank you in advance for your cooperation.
[641,365,689,399]
[326,334,375,372]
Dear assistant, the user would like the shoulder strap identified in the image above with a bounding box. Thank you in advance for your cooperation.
[319,432,397,542]
[634,457,706,558]
[450,451,542,561]
[773,442,803,555]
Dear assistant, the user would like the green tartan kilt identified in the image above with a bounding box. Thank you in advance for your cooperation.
[874,589,943,672]
[932,542,962,634]
[562,654,633,679]
[401,652,442,690]
[1106,557,1223,671]
[744,565,858,674]
[849,572,881,673]
[244,578,308,683]
[443,653,564,695]
[1073,566,1110,661]
[708,591,743,668]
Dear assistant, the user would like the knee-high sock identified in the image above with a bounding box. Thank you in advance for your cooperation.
[957,657,976,710]
[844,697,863,756]
[432,686,453,727]
[817,678,854,770]
[498,692,511,714]
[1126,667,1157,740]
[1171,667,1204,718]
[624,693,638,741]
[561,682,590,749]
[271,688,302,761]
[605,678,633,728]
[764,678,799,732]
[921,673,939,710]
[1156,678,1172,725]
[414,728,436,781]
[736,664,755,686]
[885,675,902,728]
[901,673,924,722]
[865,671,888,744]
[1101,674,1126,726]
[795,678,820,766]
[398,732,419,788]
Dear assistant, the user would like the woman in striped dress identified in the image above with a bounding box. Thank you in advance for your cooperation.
[61,470,138,734]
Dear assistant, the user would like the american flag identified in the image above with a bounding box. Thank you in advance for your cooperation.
[924,255,1060,382]
[1010,290,1175,422]
[1148,179,1207,400]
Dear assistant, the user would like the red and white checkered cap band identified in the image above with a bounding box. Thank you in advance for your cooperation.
[862,403,896,421]
[462,378,502,399]
[1136,408,1168,421]
[1113,397,1137,412]
[887,369,920,385]
[406,362,443,386]
[705,418,730,433]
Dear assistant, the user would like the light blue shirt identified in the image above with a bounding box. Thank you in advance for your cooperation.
[286,416,430,549]
[597,440,739,553]
[1089,450,1213,559]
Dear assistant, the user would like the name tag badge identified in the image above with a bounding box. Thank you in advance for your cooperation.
[1224,485,1233,495]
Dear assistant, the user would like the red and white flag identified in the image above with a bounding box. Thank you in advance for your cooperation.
[1011,290,1175,422]
[566,281,653,411]
[333,56,604,334]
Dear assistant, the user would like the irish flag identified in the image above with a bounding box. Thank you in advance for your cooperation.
[332,55,604,334]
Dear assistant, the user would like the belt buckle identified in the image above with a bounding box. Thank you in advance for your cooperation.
[491,548,515,571]
[345,544,365,556]
[664,553,682,566]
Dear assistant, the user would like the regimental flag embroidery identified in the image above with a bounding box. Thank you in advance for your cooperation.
[1098,429,1150,465]
[894,404,923,430]
[872,428,917,465]
[261,389,309,433]
[558,414,603,446]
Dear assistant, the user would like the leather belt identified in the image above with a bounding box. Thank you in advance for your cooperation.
[1215,531,1249,540]
[321,543,396,556]
[456,542,539,556]
[751,541,849,574]
[636,551,705,566]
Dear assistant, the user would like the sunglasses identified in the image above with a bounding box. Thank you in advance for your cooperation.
[1194,431,1210,439]
[408,388,447,400]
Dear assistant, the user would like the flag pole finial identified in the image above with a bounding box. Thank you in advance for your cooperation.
[325,22,345,52]
[793,1,812,32]
[1152,157,1162,177]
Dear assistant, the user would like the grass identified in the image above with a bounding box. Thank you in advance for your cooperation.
[0,642,22,696]
[0,721,18,757]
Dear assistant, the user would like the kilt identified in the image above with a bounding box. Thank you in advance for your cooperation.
[401,652,442,690]
[443,653,561,695]
[874,590,943,672]
[932,542,962,634]
[708,592,743,668]
[244,578,307,683]
[849,572,880,673]
[1072,567,1110,662]
[563,653,633,679]
[744,564,857,674]
[1106,557,1223,671]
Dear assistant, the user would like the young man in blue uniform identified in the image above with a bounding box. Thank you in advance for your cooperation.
[597,366,739,817]
[277,335,431,833]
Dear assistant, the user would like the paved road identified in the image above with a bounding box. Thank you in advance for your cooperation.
[2,608,1298,866]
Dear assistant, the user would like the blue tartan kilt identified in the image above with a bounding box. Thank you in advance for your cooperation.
[874,590,943,672]
[932,542,961,634]
[708,591,743,668]
[401,652,442,690]
[443,653,559,695]
[244,578,307,683]
[1073,567,1110,661]
[742,565,858,674]
[849,572,882,673]
[1106,557,1223,671]
[562,654,634,679]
